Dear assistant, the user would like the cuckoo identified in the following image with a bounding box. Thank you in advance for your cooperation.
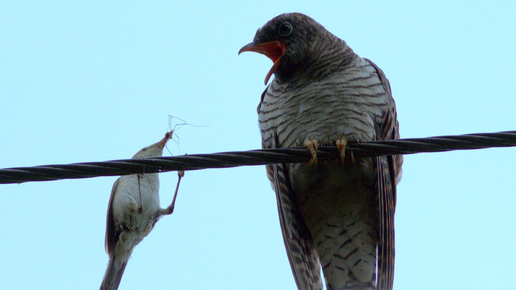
[239,13,403,290]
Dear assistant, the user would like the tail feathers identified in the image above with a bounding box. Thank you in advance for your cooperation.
[100,257,128,290]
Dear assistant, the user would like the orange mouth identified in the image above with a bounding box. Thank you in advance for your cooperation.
[239,41,286,85]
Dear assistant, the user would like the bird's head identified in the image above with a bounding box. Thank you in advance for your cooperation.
[239,13,342,85]
[132,131,173,159]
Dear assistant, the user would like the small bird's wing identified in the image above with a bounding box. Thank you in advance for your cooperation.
[264,134,323,290]
[105,178,120,255]
[366,58,402,290]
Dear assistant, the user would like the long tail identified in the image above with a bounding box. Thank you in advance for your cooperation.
[100,256,128,290]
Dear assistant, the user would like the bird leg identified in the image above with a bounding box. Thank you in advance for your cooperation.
[336,137,355,164]
[136,174,143,214]
[159,170,185,216]
[303,139,319,165]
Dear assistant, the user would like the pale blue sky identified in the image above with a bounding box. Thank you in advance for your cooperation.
[1,1,516,290]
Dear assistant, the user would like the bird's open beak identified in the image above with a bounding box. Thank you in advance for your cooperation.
[239,41,286,85]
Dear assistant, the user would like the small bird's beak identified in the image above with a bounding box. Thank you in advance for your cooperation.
[239,41,286,85]
[157,131,173,150]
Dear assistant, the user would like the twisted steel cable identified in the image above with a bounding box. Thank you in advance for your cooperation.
[1,130,516,184]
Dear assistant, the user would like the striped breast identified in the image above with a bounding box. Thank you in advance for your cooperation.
[259,55,393,289]
[259,56,390,149]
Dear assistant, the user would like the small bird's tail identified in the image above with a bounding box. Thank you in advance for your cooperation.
[100,257,128,290]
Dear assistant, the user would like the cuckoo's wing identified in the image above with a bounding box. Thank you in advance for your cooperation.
[264,134,323,290]
[374,154,396,290]
[367,58,402,290]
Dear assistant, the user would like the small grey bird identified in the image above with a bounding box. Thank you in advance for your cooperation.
[100,131,183,290]
[239,13,402,290]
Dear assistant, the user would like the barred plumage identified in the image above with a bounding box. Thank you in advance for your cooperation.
[240,13,402,290]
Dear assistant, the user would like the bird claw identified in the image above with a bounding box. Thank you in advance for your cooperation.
[336,138,356,164]
[159,170,185,216]
[336,138,346,164]
[303,139,318,165]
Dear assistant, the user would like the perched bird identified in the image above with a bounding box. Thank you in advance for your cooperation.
[100,131,183,290]
[239,13,402,290]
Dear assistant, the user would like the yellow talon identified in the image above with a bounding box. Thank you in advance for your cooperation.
[336,138,357,164]
[336,138,347,164]
[303,139,318,165]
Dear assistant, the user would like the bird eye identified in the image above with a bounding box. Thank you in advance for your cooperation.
[278,22,293,36]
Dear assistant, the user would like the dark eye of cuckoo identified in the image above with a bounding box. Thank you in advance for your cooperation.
[278,22,293,36]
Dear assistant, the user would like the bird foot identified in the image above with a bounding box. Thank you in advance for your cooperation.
[137,173,144,214]
[336,137,355,164]
[159,170,185,216]
[303,139,318,165]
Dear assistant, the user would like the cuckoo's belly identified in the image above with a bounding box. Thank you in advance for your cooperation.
[289,159,377,235]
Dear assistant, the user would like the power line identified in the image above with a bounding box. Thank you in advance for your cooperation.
[1,130,516,184]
